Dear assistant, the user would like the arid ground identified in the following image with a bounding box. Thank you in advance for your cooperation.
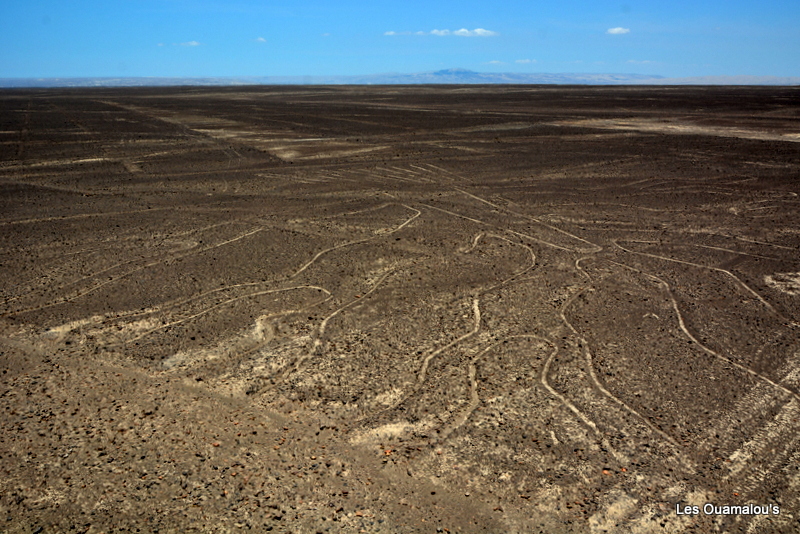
[1,85,799,533]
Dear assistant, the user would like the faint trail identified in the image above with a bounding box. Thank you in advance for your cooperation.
[126,285,332,344]
[377,168,427,184]
[288,204,420,279]
[389,165,419,176]
[418,298,480,384]
[3,220,240,305]
[408,163,601,253]
[608,259,800,405]
[420,203,575,252]
[613,239,783,319]
[0,207,175,227]
[693,243,779,261]
[81,279,306,326]
[282,270,395,378]
[314,203,394,219]
[419,203,487,226]
[453,186,603,253]
[409,164,436,175]
[728,234,797,251]
[5,226,267,317]
[421,163,460,182]
[311,270,395,356]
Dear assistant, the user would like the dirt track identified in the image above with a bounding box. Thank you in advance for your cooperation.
[1,85,799,533]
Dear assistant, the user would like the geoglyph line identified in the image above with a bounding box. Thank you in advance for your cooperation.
[292,270,395,375]
[3,220,241,305]
[417,298,481,384]
[540,342,599,434]
[5,226,267,316]
[559,285,686,453]
[453,186,603,253]
[607,259,800,405]
[126,285,332,344]
[438,335,551,441]
[613,239,782,318]
[289,204,421,279]
[420,203,577,252]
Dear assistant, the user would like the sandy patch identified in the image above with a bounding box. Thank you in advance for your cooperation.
[553,118,800,143]
[764,272,800,295]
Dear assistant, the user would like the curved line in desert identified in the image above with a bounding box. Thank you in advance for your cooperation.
[438,334,553,441]
[608,259,800,405]
[613,239,782,318]
[5,226,267,317]
[289,204,421,279]
[558,283,687,453]
[540,343,599,434]
[126,285,332,343]
[417,298,481,385]
[288,270,396,378]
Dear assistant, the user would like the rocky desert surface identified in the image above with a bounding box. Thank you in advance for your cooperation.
[1,85,799,533]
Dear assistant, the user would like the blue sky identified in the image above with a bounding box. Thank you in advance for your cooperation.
[2,0,798,78]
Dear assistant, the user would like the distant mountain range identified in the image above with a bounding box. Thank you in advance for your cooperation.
[2,69,799,87]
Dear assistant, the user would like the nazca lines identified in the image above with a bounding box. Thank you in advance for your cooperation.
[19,155,796,524]
[19,203,422,369]
[384,172,794,495]
[3,221,266,316]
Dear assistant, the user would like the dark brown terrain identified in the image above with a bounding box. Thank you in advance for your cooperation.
[1,85,799,533]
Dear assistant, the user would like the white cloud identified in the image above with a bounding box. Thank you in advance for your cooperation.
[515,59,536,64]
[180,40,201,46]
[627,59,653,64]
[607,27,630,34]
[255,37,266,42]
[487,60,504,64]
[452,28,497,36]
[387,28,498,37]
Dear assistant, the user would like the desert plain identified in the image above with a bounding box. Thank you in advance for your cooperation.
[0,85,799,533]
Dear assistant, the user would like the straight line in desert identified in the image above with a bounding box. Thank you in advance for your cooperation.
[420,203,576,253]
[453,186,603,253]
[612,240,783,319]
